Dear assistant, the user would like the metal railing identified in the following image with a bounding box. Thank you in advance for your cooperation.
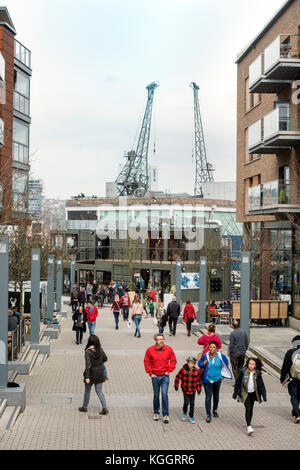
[264,34,300,73]
[248,180,298,211]
[14,39,31,69]
[14,91,30,116]
[8,318,25,361]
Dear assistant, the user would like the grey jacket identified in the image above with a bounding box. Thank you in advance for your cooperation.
[229,328,249,355]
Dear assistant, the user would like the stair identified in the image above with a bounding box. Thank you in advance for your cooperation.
[0,405,21,431]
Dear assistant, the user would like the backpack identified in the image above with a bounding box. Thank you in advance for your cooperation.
[290,352,300,380]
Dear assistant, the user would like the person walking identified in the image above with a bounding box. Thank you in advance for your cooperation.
[157,301,168,334]
[167,296,181,337]
[120,291,131,322]
[280,335,300,423]
[78,287,86,310]
[131,294,146,338]
[144,333,177,423]
[108,283,115,305]
[85,301,98,335]
[197,324,222,360]
[72,305,88,345]
[183,301,197,337]
[111,295,122,330]
[233,357,267,435]
[229,320,249,381]
[86,282,93,303]
[174,356,202,424]
[71,290,79,313]
[198,341,232,423]
[79,335,108,415]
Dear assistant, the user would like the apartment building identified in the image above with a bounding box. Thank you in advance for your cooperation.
[0,7,32,222]
[236,0,300,316]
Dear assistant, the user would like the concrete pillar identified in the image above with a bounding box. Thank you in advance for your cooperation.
[56,258,62,312]
[47,255,55,322]
[176,259,182,311]
[240,252,250,339]
[30,249,40,345]
[199,257,207,325]
[0,235,9,388]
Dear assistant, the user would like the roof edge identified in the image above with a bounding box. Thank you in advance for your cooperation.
[236,0,294,64]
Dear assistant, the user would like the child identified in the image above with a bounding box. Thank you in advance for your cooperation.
[174,356,202,424]
[147,299,155,318]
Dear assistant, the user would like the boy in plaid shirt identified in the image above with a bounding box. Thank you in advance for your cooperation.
[174,356,202,424]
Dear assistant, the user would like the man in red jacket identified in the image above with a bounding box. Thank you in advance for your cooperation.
[144,333,177,424]
[85,301,98,335]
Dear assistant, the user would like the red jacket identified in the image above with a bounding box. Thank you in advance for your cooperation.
[197,332,222,353]
[144,344,177,376]
[183,304,197,323]
[85,305,98,322]
[120,296,132,308]
[149,290,157,302]
[174,365,202,394]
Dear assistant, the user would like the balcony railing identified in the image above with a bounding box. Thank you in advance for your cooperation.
[14,91,30,116]
[264,34,300,74]
[248,180,299,212]
[249,54,263,88]
[14,39,31,69]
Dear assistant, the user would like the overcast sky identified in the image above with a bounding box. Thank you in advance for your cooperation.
[6,0,285,199]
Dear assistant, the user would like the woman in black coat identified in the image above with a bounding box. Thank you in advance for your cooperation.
[79,335,108,415]
[72,305,87,345]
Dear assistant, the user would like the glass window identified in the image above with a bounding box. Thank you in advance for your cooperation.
[13,120,29,146]
[15,70,30,97]
[13,170,28,194]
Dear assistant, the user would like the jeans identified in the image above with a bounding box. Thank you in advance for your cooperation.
[76,329,83,343]
[87,321,96,335]
[244,392,257,426]
[152,375,170,416]
[158,324,165,334]
[203,380,222,416]
[113,311,120,327]
[123,305,129,320]
[288,379,300,417]
[230,353,246,381]
[134,314,142,335]
[183,392,196,418]
[83,382,107,409]
[169,318,178,336]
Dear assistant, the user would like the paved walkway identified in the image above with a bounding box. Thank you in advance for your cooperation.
[0,303,299,450]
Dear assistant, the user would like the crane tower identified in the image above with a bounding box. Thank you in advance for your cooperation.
[116,82,159,197]
[190,82,214,198]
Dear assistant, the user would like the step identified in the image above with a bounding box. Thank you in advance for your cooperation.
[29,349,40,373]
[0,399,7,419]
[0,406,21,431]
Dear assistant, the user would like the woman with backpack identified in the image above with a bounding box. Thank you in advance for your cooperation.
[72,305,88,345]
[233,357,267,435]
[79,335,108,415]
[183,301,197,337]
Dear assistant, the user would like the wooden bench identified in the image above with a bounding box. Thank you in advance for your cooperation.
[232,300,288,325]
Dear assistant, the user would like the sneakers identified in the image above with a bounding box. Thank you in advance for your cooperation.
[182,412,187,421]
[163,416,169,424]
[247,426,254,435]
[189,417,195,424]
[153,414,159,421]
[206,415,211,423]
[293,416,300,423]
[213,411,219,418]
[78,407,87,413]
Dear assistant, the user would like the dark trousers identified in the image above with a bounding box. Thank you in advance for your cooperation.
[113,311,120,327]
[123,305,129,320]
[183,392,196,418]
[186,319,193,333]
[79,302,85,310]
[169,318,178,336]
[230,353,246,381]
[75,328,83,344]
[72,301,78,313]
[244,392,257,426]
[204,380,221,416]
[288,379,300,417]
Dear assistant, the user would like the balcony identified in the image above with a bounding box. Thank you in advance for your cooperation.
[14,39,31,70]
[249,34,300,94]
[248,108,300,154]
[248,180,300,214]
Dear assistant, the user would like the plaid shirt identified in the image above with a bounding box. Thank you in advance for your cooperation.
[174,365,202,394]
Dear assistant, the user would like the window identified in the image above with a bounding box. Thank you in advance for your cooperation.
[12,169,28,213]
[67,211,97,221]
[14,70,30,97]
[13,119,29,163]
[245,77,261,112]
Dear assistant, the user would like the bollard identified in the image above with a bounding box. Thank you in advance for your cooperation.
[56,258,62,312]
[0,235,9,388]
[47,255,55,322]
[70,257,75,299]
[240,252,250,339]
[30,249,40,345]
[199,256,207,325]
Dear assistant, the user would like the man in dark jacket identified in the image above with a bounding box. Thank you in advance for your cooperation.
[229,320,249,381]
[280,335,300,423]
[167,297,181,337]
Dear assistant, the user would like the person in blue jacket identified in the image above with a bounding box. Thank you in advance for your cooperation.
[198,340,232,423]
